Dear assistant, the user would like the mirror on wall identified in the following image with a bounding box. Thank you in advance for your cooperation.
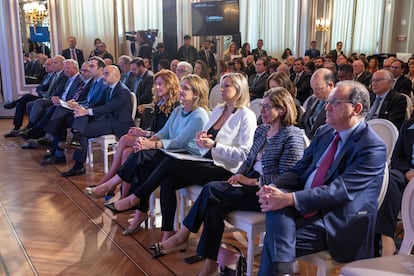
[19,0,51,85]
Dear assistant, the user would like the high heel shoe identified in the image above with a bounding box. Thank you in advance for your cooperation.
[85,185,115,199]
[122,214,149,236]
[104,202,137,214]
[149,242,188,258]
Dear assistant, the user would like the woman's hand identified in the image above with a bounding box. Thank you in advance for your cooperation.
[226,174,257,186]
[128,127,146,137]
[196,131,215,149]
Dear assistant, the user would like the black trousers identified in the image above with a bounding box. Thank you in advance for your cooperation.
[182,181,261,260]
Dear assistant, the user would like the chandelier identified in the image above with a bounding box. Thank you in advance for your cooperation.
[315,18,330,32]
[23,1,48,25]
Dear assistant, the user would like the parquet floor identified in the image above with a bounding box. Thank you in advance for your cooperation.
[0,117,320,276]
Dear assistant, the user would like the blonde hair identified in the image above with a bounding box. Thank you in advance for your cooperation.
[181,74,209,111]
[264,87,297,126]
[152,69,180,116]
[220,72,250,108]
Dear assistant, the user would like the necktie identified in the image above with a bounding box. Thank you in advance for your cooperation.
[71,49,77,61]
[205,50,210,60]
[86,80,98,103]
[366,97,382,120]
[294,74,300,85]
[61,78,74,100]
[105,87,113,103]
[253,74,260,85]
[304,133,341,218]
[45,73,57,99]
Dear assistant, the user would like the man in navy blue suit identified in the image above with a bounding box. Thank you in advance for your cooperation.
[61,36,85,67]
[257,80,386,275]
[304,41,321,59]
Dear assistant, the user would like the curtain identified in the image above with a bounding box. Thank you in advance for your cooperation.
[330,0,354,56]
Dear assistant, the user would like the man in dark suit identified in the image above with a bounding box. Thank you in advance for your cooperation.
[40,58,108,165]
[61,36,85,66]
[61,65,135,177]
[376,118,414,257]
[118,55,136,91]
[290,58,312,104]
[252,39,268,61]
[257,80,386,275]
[300,68,335,139]
[329,41,343,63]
[304,41,321,59]
[4,58,55,137]
[353,59,372,88]
[198,39,216,78]
[130,58,154,107]
[390,59,412,96]
[367,69,407,130]
[248,57,268,100]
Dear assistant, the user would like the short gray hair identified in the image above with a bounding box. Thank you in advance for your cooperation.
[335,80,370,117]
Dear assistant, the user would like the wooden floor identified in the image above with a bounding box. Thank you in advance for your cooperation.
[0,118,320,276]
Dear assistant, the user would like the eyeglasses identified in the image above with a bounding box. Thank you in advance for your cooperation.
[259,103,277,111]
[370,78,388,83]
[325,98,353,107]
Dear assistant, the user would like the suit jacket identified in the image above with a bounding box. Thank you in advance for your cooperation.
[290,72,312,104]
[198,49,217,73]
[80,77,108,108]
[59,74,85,101]
[252,48,268,61]
[391,118,414,174]
[304,48,321,59]
[61,48,85,66]
[371,89,407,130]
[393,76,412,96]
[329,49,343,62]
[277,122,386,262]
[91,81,135,138]
[134,70,154,105]
[355,71,372,88]
[49,71,69,99]
[248,73,269,100]
[121,72,137,92]
[300,96,327,139]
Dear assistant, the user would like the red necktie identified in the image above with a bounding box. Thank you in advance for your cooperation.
[304,133,341,218]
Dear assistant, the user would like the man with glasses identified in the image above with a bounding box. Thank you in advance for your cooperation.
[367,69,407,129]
[300,68,335,139]
[257,80,386,275]
[175,61,193,80]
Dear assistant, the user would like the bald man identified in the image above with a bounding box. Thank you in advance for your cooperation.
[61,65,135,177]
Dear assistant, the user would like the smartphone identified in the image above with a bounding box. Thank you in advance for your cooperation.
[184,255,205,264]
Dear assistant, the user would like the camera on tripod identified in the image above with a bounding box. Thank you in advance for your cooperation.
[125,29,159,46]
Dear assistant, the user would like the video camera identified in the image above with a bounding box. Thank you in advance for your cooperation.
[125,29,159,45]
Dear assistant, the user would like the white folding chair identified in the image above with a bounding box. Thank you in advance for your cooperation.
[339,177,414,276]
[87,92,137,173]
[367,118,399,165]
[249,98,263,120]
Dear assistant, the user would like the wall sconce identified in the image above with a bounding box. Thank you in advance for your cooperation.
[23,1,48,25]
[315,18,330,32]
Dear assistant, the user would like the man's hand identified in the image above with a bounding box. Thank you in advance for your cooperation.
[405,169,414,182]
[51,96,60,105]
[256,185,294,212]
[73,106,89,117]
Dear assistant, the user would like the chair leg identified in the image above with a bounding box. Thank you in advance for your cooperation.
[87,140,94,167]
[246,230,254,276]
[102,142,109,173]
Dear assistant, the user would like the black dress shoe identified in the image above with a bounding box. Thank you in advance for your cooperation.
[37,137,53,147]
[20,143,36,149]
[4,101,17,109]
[61,166,85,177]
[41,155,66,165]
[104,202,137,214]
[20,128,44,140]
[4,130,20,138]
[58,141,82,150]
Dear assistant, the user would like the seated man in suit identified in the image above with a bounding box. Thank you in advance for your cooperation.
[299,68,335,139]
[4,58,55,137]
[40,58,107,164]
[248,57,268,100]
[252,39,268,61]
[61,36,85,66]
[337,64,354,81]
[118,55,136,91]
[376,118,414,256]
[257,80,386,275]
[390,59,412,96]
[353,59,372,88]
[130,57,154,108]
[366,69,407,130]
[61,65,135,177]
[290,58,312,104]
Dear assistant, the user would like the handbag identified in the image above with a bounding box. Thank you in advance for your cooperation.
[217,243,247,276]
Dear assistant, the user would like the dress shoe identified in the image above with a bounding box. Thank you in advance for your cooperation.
[85,186,115,199]
[61,166,85,177]
[104,202,137,214]
[43,150,54,159]
[20,143,36,149]
[58,141,82,150]
[3,101,17,109]
[4,129,20,138]
[37,136,53,147]
[149,242,188,258]
[122,214,149,236]
[41,155,66,165]
[20,128,45,140]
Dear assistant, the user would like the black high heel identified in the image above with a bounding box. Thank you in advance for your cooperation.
[104,202,136,214]
[149,242,188,258]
